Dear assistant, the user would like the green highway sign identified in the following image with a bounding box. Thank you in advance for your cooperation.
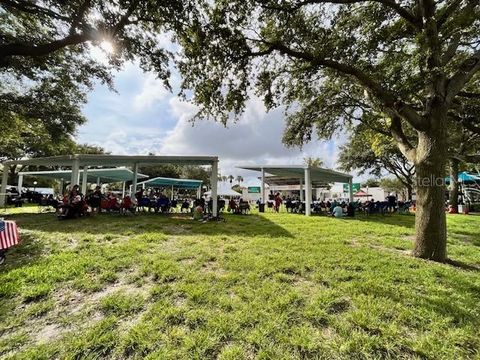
[343,183,361,193]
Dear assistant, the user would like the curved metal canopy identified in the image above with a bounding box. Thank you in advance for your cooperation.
[137,177,202,190]
[18,168,148,183]
[238,165,352,183]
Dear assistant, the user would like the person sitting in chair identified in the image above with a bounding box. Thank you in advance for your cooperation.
[109,193,121,212]
[88,186,103,214]
[59,185,84,219]
[193,204,204,220]
[346,202,355,217]
[181,199,190,212]
[121,195,135,215]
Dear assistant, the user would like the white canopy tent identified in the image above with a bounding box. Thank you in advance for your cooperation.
[204,183,242,197]
[1,154,220,216]
[237,165,353,216]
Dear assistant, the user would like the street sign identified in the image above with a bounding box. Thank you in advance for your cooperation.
[343,183,361,193]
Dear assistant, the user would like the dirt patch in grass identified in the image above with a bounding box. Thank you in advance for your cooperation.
[292,276,320,294]
[326,298,351,314]
[17,270,155,351]
[164,225,192,235]
[34,323,62,344]
[369,243,412,256]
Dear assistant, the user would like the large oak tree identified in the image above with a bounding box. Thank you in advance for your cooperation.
[177,0,480,262]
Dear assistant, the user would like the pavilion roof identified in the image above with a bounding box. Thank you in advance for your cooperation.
[137,176,202,190]
[18,168,148,183]
[237,165,352,183]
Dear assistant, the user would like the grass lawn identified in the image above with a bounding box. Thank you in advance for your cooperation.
[1,207,480,359]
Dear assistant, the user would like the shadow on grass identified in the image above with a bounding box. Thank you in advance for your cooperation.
[352,213,416,228]
[446,259,480,272]
[0,212,294,273]
[0,231,47,273]
[5,211,293,239]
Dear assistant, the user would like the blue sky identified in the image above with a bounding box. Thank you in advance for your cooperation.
[77,56,346,186]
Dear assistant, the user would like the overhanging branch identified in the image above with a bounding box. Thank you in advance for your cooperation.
[264,40,426,130]
[390,116,417,162]
[446,49,480,102]
[0,33,92,59]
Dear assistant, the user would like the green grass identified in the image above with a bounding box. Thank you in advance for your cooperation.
[0,208,479,359]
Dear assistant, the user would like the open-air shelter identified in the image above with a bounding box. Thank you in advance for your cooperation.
[1,154,220,215]
[16,168,149,196]
[238,165,353,216]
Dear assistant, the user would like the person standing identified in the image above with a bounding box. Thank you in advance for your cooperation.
[274,193,282,213]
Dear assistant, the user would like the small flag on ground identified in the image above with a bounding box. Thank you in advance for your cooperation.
[0,221,20,250]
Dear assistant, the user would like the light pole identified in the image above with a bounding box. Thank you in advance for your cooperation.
[33,181,37,193]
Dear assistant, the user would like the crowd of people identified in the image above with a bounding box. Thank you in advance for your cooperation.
[261,193,412,218]
[38,185,252,220]
[6,182,414,220]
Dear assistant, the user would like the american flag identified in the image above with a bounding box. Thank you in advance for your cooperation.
[0,221,20,250]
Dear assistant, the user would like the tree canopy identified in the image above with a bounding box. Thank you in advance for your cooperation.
[338,124,416,199]
[0,0,195,181]
[0,0,193,82]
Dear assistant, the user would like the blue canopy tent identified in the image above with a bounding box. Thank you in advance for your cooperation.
[17,168,149,197]
[445,171,480,184]
[445,171,480,205]
[136,177,203,199]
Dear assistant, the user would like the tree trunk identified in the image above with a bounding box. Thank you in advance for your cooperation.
[449,158,459,213]
[413,126,448,262]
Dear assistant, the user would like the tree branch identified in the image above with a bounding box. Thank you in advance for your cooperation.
[390,116,417,162]
[441,33,461,65]
[437,0,479,29]
[112,0,140,35]
[0,0,70,22]
[0,33,92,59]
[464,154,480,163]
[446,49,480,102]
[0,0,141,63]
[436,0,463,28]
[457,91,480,98]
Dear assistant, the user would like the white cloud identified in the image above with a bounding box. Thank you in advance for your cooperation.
[133,74,170,110]
[78,62,350,184]
[158,95,344,183]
